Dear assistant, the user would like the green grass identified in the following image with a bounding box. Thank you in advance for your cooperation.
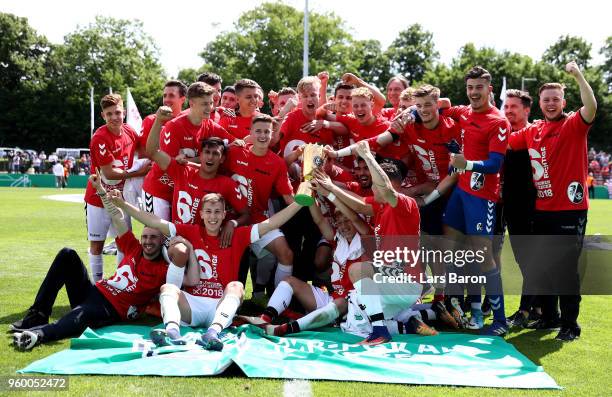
[0,187,611,396]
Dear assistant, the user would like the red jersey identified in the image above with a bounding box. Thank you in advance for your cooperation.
[444,105,509,201]
[346,181,373,197]
[180,108,222,124]
[279,109,335,157]
[224,145,293,223]
[197,118,235,145]
[85,124,137,207]
[336,114,389,141]
[403,116,462,184]
[96,231,168,320]
[165,159,247,225]
[142,114,203,201]
[509,111,591,211]
[380,107,397,121]
[219,112,260,139]
[171,223,254,298]
[139,113,177,156]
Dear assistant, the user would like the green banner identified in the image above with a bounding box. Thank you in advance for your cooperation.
[0,174,89,188]
[19,325,559,389]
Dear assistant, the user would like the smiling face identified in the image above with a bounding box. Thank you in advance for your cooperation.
[199,144,225,176]
[101,104,125,132]
[162,86,185,111]
[189,95,214,119]
[351,96,374,124]
[415,95,439,124]
[220,91,237,109]
[539,88,566,121]
[250,120,273,151]
[237,87,259,115]
[354,159,372,189]
[334,211,357,241]
[140,227,163,259]
[334,88,353,114]
[387,79,406,107]
[466,78,492,111]
[200,199,226,235]
[299,84,320,118]
[503,97,530,127]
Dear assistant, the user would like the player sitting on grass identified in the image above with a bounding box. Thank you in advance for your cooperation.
[107,184,309,351]
[11,171,174,351]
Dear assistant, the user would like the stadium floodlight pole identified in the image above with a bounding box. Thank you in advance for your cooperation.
[521,77,537,92]
[303,0,309,77]
[90,86,95,137]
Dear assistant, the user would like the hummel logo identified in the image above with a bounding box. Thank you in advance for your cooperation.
[237,160,248,166]
[164,132,171,138]
[499,127,507,134]
[164,139,170,145]
[98,143,107,155]
[498,134,507,141]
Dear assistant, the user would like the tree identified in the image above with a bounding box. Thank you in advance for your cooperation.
[600,36,612,90]
[385,24,438,83]
[193,2,358,92]
[346,39,391,88]
[542,35,592,69]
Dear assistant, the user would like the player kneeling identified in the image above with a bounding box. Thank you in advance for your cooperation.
[109,185,308,351]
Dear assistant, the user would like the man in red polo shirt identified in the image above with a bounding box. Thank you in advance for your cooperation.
[219,79,262,139]
[508,61,596,341]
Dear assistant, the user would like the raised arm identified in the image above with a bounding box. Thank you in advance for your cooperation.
[145,106,175,171]
[89,169,128,237]
[313,168,373,216]
[308,197,335,241]
[257,200,304,237]
[312,181,370,236]
[318,71,329,108]
[355,140,398,207]
[342,73,386,113]
[108,190,171,236]
[566,61,597,123]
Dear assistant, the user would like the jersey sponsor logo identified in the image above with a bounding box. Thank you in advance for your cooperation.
[567,181,584,204]
[101,159,125,186]
[107,262,138,291]
[231,174,251,206]
[184,136,193,141]
[497,127,507,141]
[470,172,485,191]
[188,183,198,190]
[193,248,218,280]
[176,190,200,224]
[528,148,553,198]
[98,143,107,156]
[180,148,197,158]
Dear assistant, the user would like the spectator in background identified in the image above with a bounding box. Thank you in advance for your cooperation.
[52,162,64,189]
[38,151,47,172]
[32,157,41,174]
[11,153,21,173]
[587,172,595,198]
[48,152,58,164]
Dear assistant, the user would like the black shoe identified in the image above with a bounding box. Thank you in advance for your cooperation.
[528,318,561,331]
[482,297,492,317]
[555,326,581,341]
[10,308,48,332]
[507,310,529,328]
[525,310,542,328]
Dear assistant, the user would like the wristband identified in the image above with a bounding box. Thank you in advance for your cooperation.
[336,146,353,158]
[229,219,238,227]
[465,160,474,171]
[423,189,441,205]
[322,120,330,129]
[326,192,337,202]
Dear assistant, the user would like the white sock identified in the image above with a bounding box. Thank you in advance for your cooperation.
[296,302,339,331]
[267,280,293,314]
[165,263,184,288]
[394,308,421,323]
[274,263,292,287]
[353,278,384,326]
[471,302,482,311]
[425,309,436,320]
[88,252,104,282]
[256,253,277,286]
[210,295,241,333]
[116,250,124,266]
[160,289,182,334]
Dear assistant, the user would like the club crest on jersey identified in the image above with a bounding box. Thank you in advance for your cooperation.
[127,305,139,320]
[470,172,485,191]
[567,181,584,204]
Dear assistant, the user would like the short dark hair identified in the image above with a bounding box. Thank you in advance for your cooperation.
[505,89,533,108]
[100,93,123,109]
[187,82,215,100]
[413,84,440,101]
[221,86,235,95]
[386,75,410,91]
[201,137,227,154]
[334,83,354,95]
[197,72,222,86]
[234,79,260,95]
[252,114,274,126]
[278,87,297,96]
[538,82,565,96]
[379,161,403,183]
[464,66,492,83]
[165,80,188,97]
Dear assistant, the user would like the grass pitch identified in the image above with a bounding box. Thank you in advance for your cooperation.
[0,187,611,396]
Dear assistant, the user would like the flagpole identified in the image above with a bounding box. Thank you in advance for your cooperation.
[303,0,309,77]
[90,86,95,137]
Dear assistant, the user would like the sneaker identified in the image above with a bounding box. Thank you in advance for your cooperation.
[555,326,581,341]
[13,330,41,351]
[446,297,468,328]
[265,323,288,336]
[466,309,484,330]
[102,241,117,255]
[198,329,224,351]
[529,318,561,331]
[407,317,438,336]
[358,325,392,346]
[481,297,492,317]
[10,308,48,332]
[507,310,529,328]
[236,314,272,327]
[525,310,542,328]
[481,320,508,337]
[149,328,186,347]
[431,300,459,329]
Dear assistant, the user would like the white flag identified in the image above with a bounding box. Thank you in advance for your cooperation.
[126,87,142,132]
[499,76,507,115]
[90,86,95,136]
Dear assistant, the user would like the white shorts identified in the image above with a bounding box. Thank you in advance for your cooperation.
[182,291,219,327]
[86,203,132,241]
[309,285,333,309]
[141,190,171,221]
[250,228,284,259]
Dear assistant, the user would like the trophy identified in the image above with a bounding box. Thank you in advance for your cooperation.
[295,143,326,206]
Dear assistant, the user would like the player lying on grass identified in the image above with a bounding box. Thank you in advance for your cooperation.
[107,184,309,351]
[11,171,178,351]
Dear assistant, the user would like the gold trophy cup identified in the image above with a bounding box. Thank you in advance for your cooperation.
[295,144,325,206]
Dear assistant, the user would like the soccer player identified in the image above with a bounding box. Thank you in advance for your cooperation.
[111,185,309,350]
[146,107,249,242]
[315,141,423,345]
[85,94,147,281]
[441,66,511,336]
[219,79,262,139]
[224,114,296,287]
[381,75,410,120]
[142,83,232,221]
[12,172,171,351]
[220,86,238,110]
[197,72,223,108]
[508,61,596,341]
[269,87,299,117]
